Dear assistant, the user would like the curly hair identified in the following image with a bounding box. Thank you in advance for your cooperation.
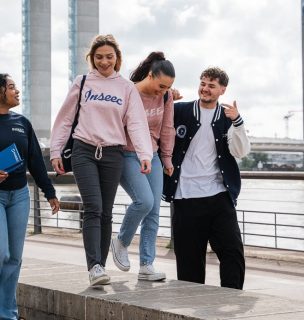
[200,67,229,87]
[86,34,122,71]
[0,73,9,101]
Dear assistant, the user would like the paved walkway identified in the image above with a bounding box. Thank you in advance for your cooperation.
[18,231,304,319]
[18,258,304,320]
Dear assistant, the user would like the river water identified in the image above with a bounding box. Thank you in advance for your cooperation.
[30,179,304,251]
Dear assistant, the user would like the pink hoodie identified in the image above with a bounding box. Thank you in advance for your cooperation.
[50,69,153,161]
[124,91,175,168]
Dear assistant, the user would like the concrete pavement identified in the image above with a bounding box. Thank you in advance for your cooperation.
[22,231,304,302]
[19,257,304,320]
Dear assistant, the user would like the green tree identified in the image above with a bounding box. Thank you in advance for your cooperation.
[238,156,255,170]
[252,152,268,165]
[239,152,268,170]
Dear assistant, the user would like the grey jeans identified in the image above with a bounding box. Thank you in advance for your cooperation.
[72,139,123,270]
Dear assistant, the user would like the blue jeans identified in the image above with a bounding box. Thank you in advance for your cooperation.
[0,185,30,320]
[119,152,163,266]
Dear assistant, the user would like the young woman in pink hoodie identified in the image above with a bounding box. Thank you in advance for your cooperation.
[111,52,176,281]
[50,35,153,286]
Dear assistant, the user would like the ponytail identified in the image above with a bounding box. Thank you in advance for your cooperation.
[130,52,175,82]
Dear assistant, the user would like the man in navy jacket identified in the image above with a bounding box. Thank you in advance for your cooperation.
[163,67,250,289]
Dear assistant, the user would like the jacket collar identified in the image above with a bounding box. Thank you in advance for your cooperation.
[212,102,222,122]
[193,100,222,123]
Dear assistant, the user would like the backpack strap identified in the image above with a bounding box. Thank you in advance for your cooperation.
[71,75,87,132]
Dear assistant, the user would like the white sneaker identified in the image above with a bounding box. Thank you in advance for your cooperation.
[111,237,130,271]
[89,264,110,286]
[138,264,166,281]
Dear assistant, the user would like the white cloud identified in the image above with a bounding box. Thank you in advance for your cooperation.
[0,32,22,106]
[175,5,197,25]
[0,0,302,139]
[99,0,155,33]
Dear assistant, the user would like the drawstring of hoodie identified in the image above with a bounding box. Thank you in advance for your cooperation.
[95,144,103,160]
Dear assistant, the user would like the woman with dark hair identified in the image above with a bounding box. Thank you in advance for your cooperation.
[0,73,59,320]
[111,52,175,281]
[50,34,153,286]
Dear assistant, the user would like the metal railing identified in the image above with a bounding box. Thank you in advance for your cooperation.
[27,171,304,252]
[237,209,304,251]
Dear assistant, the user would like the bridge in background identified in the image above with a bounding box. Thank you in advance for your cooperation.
[40,137,304,154]
[249,136,304,152]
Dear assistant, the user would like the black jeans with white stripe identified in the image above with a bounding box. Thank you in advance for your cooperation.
[72,139,123,270]
[173,192,245,289]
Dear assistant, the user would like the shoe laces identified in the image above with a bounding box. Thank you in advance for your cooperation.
[91,264,103,276]
[145,264,155,273]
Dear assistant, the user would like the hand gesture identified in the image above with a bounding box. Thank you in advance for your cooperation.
[171,88,183,101]
[221,100,240,121]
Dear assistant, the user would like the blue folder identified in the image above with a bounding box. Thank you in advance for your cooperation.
[0,143,24,173]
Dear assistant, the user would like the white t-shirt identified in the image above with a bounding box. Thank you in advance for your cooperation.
[175,107,227,199]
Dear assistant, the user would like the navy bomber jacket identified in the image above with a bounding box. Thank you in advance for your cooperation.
[162,100,250,206]
[0,111,56,200]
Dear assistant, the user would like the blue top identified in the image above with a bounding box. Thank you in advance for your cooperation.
[0,111,56,200]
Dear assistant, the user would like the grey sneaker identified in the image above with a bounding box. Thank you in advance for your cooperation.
[138,264,166,281]
[111,237,130,271]
[89,264,110,286]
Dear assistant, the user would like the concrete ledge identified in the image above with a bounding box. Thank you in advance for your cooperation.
[244,246,304,264]
[18,258,304,320]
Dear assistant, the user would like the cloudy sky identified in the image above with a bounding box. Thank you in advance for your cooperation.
[0,0,302,139]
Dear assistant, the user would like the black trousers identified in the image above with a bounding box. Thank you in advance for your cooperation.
[72,139,123,270]
[172,192,245,289]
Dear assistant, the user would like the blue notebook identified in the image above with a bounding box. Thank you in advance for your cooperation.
[0,143,24,173]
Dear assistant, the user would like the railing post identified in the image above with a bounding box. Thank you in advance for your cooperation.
[33,184,42,234]
[79,202,83,231]
[274,212,277,249]
[242,210,245,245]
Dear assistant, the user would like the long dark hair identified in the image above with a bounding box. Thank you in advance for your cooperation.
[130,52,175,82]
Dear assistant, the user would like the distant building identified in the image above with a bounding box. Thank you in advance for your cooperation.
[22,0,51,140]
[68,0,99,84]
[22,0,99,140]
[263,151,303,170]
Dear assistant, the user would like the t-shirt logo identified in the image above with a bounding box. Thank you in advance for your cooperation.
[145,108,163,117]
[12,127,25,133]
